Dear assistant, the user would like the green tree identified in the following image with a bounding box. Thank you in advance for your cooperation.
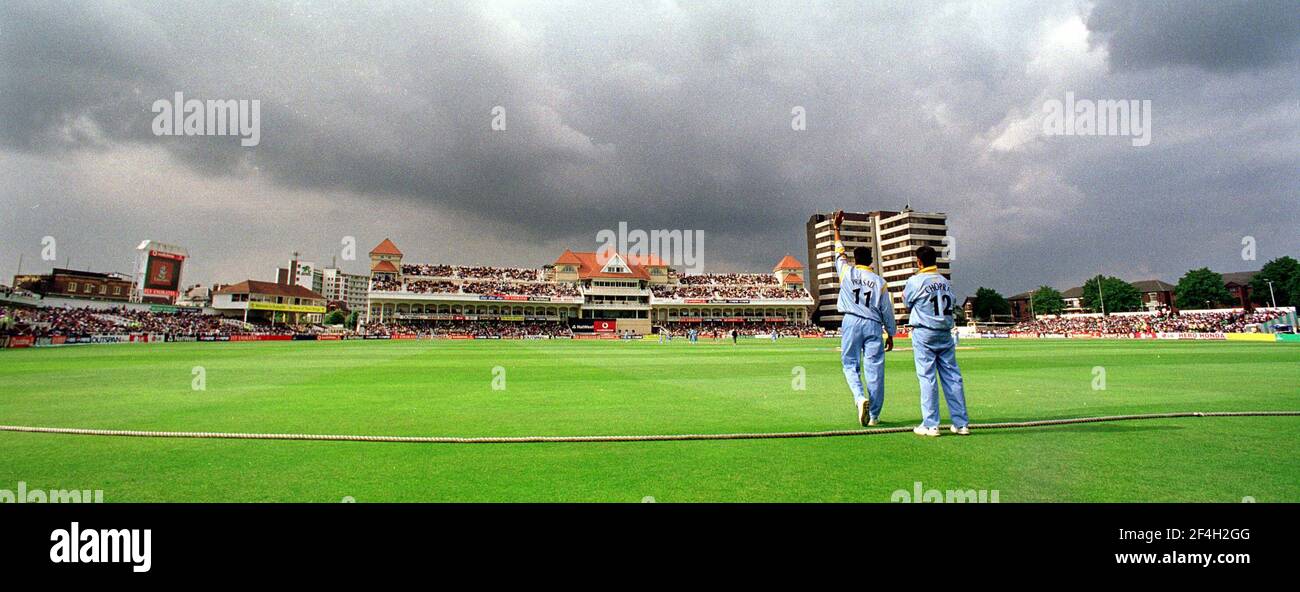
[1030,285,1065,316]
[1250,256,1300,308]
[1174,268,1233,309]
[972,287,1011,321]
[345,310,360,328]
[1081,275,1141,313]
[323,309,347,325]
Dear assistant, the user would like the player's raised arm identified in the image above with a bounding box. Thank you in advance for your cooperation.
[831,210,848,276]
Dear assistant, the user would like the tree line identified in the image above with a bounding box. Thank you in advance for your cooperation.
[965,256,1299,321]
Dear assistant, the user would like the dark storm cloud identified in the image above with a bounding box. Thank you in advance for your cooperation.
[0,1,173,151]
[1087,0,1300,73]
[0,0,1297,297]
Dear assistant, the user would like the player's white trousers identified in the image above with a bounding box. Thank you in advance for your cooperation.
[911,327,969,429]
[840,314,885,418]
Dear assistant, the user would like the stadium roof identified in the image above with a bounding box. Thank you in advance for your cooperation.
[49,268,128,280]
[553,250,583,265]
[1221,271,1257,286]
[371,260,399,273]
[1130,279,1175,293]
[774,254,804,270]
[565,251,653,280]
[369,238,403,256]
[214,280,325,300]
[1059,279,1173,299]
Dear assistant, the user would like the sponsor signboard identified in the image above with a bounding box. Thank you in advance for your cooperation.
[570,319,617,333]
[248,302,326,314]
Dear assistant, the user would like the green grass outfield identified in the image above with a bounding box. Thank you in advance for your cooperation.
[1,338,1297,502]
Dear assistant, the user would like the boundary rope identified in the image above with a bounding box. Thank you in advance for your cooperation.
[1,411,1297,444]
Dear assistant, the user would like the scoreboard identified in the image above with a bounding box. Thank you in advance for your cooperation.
[135,240,188,304]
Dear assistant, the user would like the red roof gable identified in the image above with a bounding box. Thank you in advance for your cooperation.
[554,249,583,265]
[567,251,652,280]
[372,260,399,273]
[775,254,803,270]
[370,238,403,256]
[783,273,802,283]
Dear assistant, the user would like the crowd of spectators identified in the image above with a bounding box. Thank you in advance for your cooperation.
[460,281,579,297]
[0,305,276,338]
[1010,310,1282,335]
[362,320,573,337]
[401,264,454,277]
[652,284,809,300]
[375,267,806,300]
[401,264,540,281]
[404,280,459,294]
[677,273,778,286]
[660,321,824,337]
[1,306,120,337]
[110,308,232,335]
[373,278,579,297]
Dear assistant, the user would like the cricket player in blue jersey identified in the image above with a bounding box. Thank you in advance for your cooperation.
[830,210,896,426]
[902,245,970,437]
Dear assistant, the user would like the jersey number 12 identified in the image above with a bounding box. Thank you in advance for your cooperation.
[931,294,953,317]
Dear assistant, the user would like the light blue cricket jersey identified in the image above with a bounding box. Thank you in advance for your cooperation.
[833,243,896,335]
[903,267,956,331]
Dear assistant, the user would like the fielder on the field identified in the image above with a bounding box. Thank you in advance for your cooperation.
[830,210,895,426]
[903,245,970,437]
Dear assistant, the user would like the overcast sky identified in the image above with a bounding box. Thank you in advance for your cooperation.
[1,0,1297,298]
